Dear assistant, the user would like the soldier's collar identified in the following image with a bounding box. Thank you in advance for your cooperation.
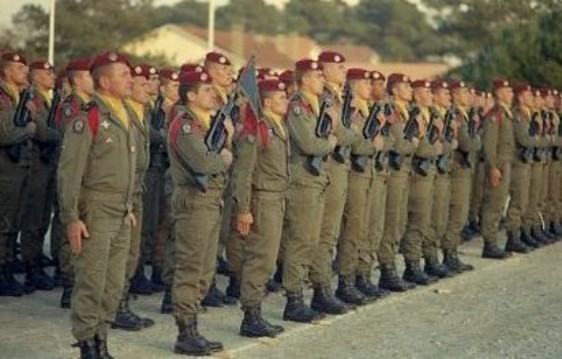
[499,103,513,119]
[0,80,19,103]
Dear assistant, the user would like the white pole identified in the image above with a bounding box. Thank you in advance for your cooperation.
[208,0,215,51]
[48,0,55,65]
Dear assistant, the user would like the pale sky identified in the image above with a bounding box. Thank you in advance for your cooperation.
[0,0,361,29]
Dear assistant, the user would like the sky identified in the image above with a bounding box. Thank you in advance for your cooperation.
[0,0,362,29]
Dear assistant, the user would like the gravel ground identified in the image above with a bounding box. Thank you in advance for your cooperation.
[1,235,561,359]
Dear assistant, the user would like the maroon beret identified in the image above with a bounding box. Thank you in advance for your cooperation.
[179,70,212,85]
[431,79,449,90]
[159,68,179,81]
[411,79,431,89]
[278,70,294,85]
[386,73,411,92]
[1,51,27,65]
[258,79,286,93]
[346,68,371,81]
[30,60,53,71]
[370,70,385,81]
[257,67,278,80]
[449,80,468,91]
[318,51,345,64]
[492,78,511,90]
[131,63,156,80]
[295,59,322,72]
[90,52,130,72]
[180,63,203,74]
[539,88,553,97]
[205,51,231,66]
[513,83,532,95]
[66,57,91,72]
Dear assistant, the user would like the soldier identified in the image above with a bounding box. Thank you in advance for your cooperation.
[230,78,288,338]
[505,83,538,252]
[279,70,297,98]
[111,63,156,331]
[20,60,60,293]
[58,51,136,358]
[0,51,35,297]
[282,58,338,323]
[547,89,562,237]
[167,70,232,356]
[442,80,481,270]
[377,73,419,292]
[337,68,387,303]
[401,79,444,284]
[55,57,95,308]
[426,80,458,276]
[480,79,516,259]
[313,52,359,311]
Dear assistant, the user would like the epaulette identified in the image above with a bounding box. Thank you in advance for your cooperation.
[484,106,503,125]
[0,88,12,109]
[289,94,313,116]
[239,106,269,148]
[85,101,100,137]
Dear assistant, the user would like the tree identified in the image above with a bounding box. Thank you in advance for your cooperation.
[151,0,208,28]
[216,0,283,35]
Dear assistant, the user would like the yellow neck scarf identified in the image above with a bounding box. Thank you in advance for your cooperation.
[519,106,531,121]
[326,82,343,102]
[75,91,90,104]
[500,104,513,119]
[190,106,212,130]
[264,108,286,139]
[6,82,20,104]
[98,93,130,128]
[394,100,409,122]
[38,89,52,108]
[301,90,320,117]
[457,106,469,121]
[420,106,431,124]
[126,99,146,128]
[355,98,370,118]
[214,85,228,106]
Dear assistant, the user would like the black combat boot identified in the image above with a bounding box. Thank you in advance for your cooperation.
[541,226,558,241]
[60,284,73,309]
[550,221,562,237]
[482,243,513,259]
[531,226,552,245]
[161,287,173,314]
[0,264,23,297]
[77,338,99,359]
[403,261,438,285]
[174,315,222,356]
[216,256,229,276]
[468,219,481,234]
[310,285,350,315]
[505,230,530,253]
[355,273,390,299]
[224,275,240,305]
[95,333,114,359]
[335,275,372,305]
[520,228,541,248]
[266,263,283,292]
[201,278,225,307]
[240,305,284,338]
[111,293,154,330]
[129,265,153,295]
[461,224,475,242]
[442,249,474,273]
[23,260,54,293]
[378,264,415,292]
[150,266,167,293]
[283,290,325,323]
[424,258,454,278]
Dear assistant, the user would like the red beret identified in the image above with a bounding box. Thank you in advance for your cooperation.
[513,83,532,95]
[431,79,449,90]
[370,70,385,81]
[30,60,53,71]
[90,52,130,72]
[387,73,410,87]
[552,89,559,96]
[411,79,431,89]
[257,67,278,80]
[469,87,476,94]
[346,68,370,81]
[180,63,203,74]
[295,59,322,72]
[179,70,212,85]
[278,70,294,85]
[159,68,179,81]
[1,51,27,65]
[492,78,511,90]
[205,51,231,66]
[318,51,345,64]
[258,79,286,93]
[449,80,468,91]
[131,63,157,80]
[66,57,91,72]
[539,88,553,97]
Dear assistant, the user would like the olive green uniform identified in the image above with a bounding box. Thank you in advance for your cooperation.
[481,105,515,246]
[231,114,289,307]
[548,116,562,225]
[58,95,136,341]
[523,132,549,232]
[443,108,482,251]
[282,92,336,293]
[0,81,32,268]
[167,108,228,321]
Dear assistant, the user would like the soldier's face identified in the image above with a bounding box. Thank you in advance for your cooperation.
[189,84,215,111]
[161,80,179,102]
[148,75,160,96]
[323,63,346,86]
[303,70,324,96]
[207,63,233,89]
[545,95,554,109]
[266,91,289,117]
[414,88,433,107]
[394,82,412,102]
[371,80,386,101]
[4,62,29,87]
[74,71,94,95]
[103,63,133,99]
[131,76,150,105]
[518,91,533,108]
[534,95,544,109]
[32,69,55,90]
[453,88,470,107]
[352,79,372,101]
[497,88,513,106]
[433,89,451,108]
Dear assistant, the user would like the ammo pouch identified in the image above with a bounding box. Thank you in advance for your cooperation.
[517,145,533,163]
[412,156,431,177]
[553,147,562,161]
[388,151,403,171]
[351,154,368,173]
[458,150,472,168]
[374,151,388,172]
[436,154,450,174]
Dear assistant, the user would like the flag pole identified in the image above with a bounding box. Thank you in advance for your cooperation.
[48,0,55,65]
[208,0,215,51]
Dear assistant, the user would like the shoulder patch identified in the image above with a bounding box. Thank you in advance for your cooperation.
[73,119,85,134]
[181,123,191,135]
[292,105,301,115]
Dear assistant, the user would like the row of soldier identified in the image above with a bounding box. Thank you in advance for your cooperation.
[0,49,561,358]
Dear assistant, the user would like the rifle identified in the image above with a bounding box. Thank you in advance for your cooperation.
[404,105,420,141]
[40,87,64,163]
[332,83,352,163]
[414,108,441,176]
[7,86,35,162]
[436,107,456,174]
[149,94,166,131]
[352,102,388,173]
[467,107,479,138]
[307,95,333,176]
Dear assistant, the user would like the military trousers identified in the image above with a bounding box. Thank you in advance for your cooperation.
[239,191,285,307]
[506,160,532,232]
[226,197,243,276]
[313,160,349,285]
[282,184,326,293]
[402,168,436,263]
[337,170,371,277]
[443,166,473,251]
[172,187,222,319]
[124,182,145,293]
[71,192,131,341]
[523,161,545,231]
[141,166,167,268]
[428,172,451,258]
[539,161,551,222]
[481,162,512,245]
[161,170,175,287]
[469,159,486,224]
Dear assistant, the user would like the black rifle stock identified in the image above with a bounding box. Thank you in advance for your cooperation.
[307,95,333,176]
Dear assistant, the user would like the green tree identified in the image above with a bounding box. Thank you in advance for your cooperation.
[216,0,283,35]
[151,0,208,28]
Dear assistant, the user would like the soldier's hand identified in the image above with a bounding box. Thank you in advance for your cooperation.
[435,141,443,154]
[489,167,502,188]
[416,116,427,138]
[328,134,338,149]
[128,213,137,228]
[237,212,254,236]
[373,134,384,150]
[25,122,37,135]
[68,220,89,255]
[412,137,420,147]
[220,148,233,166]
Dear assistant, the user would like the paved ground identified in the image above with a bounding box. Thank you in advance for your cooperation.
[2,235,562,359]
